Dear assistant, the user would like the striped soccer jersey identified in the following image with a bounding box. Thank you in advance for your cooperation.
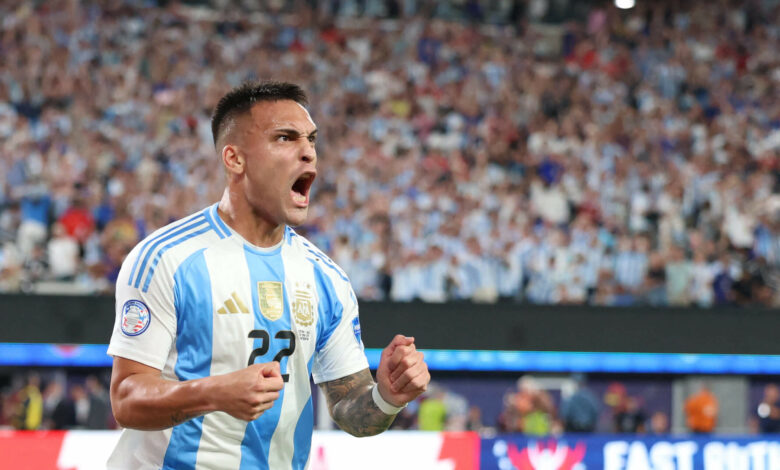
[107,203,369,470]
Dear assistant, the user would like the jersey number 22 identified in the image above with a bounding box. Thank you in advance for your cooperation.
[247,329,296,382]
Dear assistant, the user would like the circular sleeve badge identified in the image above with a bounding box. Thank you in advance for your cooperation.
[120,300,151,336]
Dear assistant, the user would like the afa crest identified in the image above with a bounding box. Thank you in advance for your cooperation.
[257,282,284,321]
[292,283,314,327]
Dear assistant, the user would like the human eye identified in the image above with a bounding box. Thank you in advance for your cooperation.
[276,134,291,142]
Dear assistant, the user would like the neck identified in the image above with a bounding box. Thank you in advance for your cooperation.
[217,188,285,247]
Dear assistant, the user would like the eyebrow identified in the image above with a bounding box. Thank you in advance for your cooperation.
[274,128,318,139]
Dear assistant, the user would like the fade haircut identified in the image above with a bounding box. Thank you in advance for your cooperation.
[210,81,309,147]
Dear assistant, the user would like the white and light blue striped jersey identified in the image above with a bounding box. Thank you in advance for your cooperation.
[107,203,368,470]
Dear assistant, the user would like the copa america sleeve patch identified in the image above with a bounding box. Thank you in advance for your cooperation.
[121,300,151,336]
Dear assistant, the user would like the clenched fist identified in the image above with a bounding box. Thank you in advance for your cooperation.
[375,335,430,408]
[216,362,285,421]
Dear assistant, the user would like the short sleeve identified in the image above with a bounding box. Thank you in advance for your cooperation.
[311,285,369,384]
[107,244,177,371]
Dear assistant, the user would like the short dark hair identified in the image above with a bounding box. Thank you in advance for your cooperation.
[210,80,309,147]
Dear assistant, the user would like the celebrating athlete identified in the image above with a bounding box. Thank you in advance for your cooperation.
[107,81,430,469]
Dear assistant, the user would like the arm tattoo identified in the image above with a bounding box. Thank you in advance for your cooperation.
[321,368,396,437]
[170,411,199,427]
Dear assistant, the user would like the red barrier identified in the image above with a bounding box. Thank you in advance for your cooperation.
[0,430,68,470]
[0,430,480,470]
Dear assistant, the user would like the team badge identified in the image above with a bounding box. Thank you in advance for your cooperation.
[292,283,314,327]
[257,281,284,321]
[121,300,151,336]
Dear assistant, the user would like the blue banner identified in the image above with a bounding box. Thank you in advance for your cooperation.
[481,434,780,470]
[3,343,780,374]
[0,343,110,366]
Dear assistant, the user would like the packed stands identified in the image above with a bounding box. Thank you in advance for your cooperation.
[0,0,778,307]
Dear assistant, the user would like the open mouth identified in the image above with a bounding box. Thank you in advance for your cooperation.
[291,172,316,206]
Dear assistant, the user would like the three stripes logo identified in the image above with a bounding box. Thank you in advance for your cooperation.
[217,292,250,315]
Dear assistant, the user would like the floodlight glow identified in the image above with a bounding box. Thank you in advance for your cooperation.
[615,0,635,9]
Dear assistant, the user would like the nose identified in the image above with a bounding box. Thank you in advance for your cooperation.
[301,141,316,165]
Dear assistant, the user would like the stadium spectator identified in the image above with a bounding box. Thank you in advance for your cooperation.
[41,380,65,430]
[51,383,88,430]
[614,396,647,434]
[756,383,780,434]
[465,405,486,433]
[684,384,719,434]
[560,375,600,433]
[15,180,51,259]
[0,240,23,292]
[643,251,667,306]
[500,376,556,436]
[690,248,716,307]
[604,382,647,434]
[47,223,80,280]
[20,242,48,291]
[415,382,470,431]
[649,410,670,435]
[613,235,648,292]
[85,375,111,430]
[665,245,692,306]
[712,254,737,306]
[58,197,95,246]
[418,387,448,431]
[11,373,43,430]
[0,387,17,429]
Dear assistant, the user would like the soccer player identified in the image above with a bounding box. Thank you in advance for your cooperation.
[106,81,430,469]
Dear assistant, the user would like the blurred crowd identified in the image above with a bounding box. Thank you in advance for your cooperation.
[0,370,115,431]
[395,376,780,437]
[0,0,778,306]
[5,367,780,436]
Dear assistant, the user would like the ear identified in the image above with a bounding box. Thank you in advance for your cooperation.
[222,144,245,175]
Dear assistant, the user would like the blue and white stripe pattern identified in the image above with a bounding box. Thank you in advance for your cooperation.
[107,203,368,470]
[127,207,229,293]
[613,250,648,289]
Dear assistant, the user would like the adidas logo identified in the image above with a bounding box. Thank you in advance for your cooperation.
[217,292,250,314]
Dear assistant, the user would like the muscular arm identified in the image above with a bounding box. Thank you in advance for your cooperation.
[110,357,216,430]
[319,368,396,437]
[319,335,430,437]
[110,356,283,430]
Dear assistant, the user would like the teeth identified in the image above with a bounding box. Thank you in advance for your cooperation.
[293,193,306,203]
